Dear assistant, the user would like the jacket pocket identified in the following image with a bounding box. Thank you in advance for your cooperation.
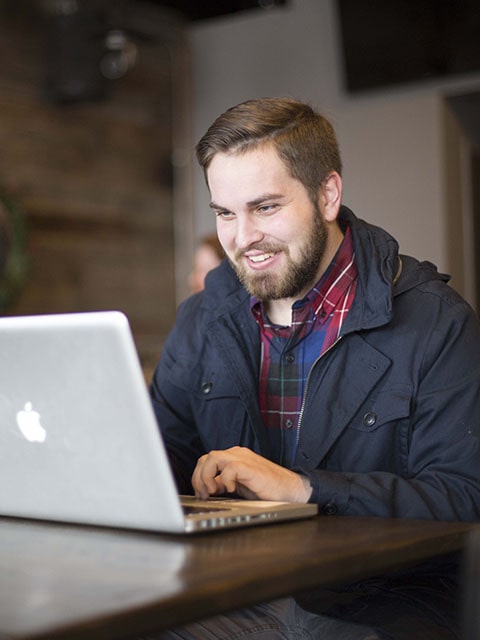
[168,358,240,400]
[349,384,412,432]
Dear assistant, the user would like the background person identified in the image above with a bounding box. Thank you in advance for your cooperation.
[188,232,224,293]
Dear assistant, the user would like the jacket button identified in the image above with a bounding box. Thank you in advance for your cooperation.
[201,382,212,395]
[323,503,338,515]
[363,411,377,427]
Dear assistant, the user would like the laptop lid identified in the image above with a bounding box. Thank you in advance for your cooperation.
[0,311,317,533]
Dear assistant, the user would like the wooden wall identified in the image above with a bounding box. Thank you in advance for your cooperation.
[0,2,186,379]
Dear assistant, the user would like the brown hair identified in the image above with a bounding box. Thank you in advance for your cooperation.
[195,97,342,203]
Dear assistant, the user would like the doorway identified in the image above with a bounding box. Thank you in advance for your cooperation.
[444,91,480,314]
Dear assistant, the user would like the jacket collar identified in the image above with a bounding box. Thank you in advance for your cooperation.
[337,206,449,334]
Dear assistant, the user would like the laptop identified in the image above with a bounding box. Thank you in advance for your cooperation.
[0,311,317,534]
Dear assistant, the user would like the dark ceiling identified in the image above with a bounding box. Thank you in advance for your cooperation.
[26,0,287,103]
[1,0,288,23]
[143,0,288,21]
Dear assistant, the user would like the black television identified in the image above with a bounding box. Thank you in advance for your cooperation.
[336,0,480,93]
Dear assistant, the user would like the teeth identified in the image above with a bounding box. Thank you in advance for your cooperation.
[249,253,274,263]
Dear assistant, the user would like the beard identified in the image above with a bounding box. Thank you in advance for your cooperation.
[229,203,328,301]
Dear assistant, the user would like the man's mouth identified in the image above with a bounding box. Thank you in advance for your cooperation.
[248,252,275,263]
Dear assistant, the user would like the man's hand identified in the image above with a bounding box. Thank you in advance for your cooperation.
[192,446,312,503]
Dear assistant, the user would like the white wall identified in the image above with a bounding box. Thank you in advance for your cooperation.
[188,0,480,282]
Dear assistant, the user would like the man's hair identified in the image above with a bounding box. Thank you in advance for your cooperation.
[195,97,342,203]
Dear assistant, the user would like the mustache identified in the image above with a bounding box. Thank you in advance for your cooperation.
[234,242,286,261]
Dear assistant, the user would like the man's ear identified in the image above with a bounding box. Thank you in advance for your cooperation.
[319,172,342,222]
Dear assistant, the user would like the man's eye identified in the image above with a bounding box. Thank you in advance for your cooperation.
[216,210,234,219]
[258,204,277,213]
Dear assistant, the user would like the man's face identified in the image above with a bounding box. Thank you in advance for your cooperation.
[207,145,329,302]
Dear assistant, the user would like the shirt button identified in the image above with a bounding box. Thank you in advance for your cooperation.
[285,419,294,429]
[323,503,338,515]
[363,412,377,427]
[201,382,212,395]
[285,353,295,363]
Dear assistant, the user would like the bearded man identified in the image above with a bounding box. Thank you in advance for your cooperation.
[148,97,480,640]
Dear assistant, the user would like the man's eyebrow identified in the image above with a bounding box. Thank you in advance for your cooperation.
[246,193,284,207]
[210,193,285,210]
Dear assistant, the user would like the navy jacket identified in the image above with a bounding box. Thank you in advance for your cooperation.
[151,206,480,522]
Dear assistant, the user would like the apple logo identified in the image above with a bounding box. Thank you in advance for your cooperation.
[16,402,47,443]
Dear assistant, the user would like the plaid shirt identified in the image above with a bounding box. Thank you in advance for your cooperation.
[251,225,358,466]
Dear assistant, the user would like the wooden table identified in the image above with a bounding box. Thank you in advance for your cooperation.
[0,514,476,640]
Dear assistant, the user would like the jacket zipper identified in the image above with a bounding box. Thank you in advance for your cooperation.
[294,257,402,454]
[295,335,343,451]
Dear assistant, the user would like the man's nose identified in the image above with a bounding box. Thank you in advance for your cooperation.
[235,215,263,250]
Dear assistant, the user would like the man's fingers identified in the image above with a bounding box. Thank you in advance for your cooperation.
[192,451,226,498]
[191,447,311,503]
[217,466,240,495]
[192,450,244,498]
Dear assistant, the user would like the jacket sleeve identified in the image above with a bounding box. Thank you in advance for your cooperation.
[298,298,480,522]
[149,297,207,494]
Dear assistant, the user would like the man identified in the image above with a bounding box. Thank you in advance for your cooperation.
[149,97,480,639]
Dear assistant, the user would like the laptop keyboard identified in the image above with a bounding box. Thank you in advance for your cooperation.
[182,504,230,515]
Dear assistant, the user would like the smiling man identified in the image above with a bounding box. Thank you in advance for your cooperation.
[148,97,480,640]
[208,143,342,324]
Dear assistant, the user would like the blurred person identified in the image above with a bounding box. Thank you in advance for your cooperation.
[189,233,224,293]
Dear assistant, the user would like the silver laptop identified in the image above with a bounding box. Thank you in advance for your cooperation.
[0,311,317,533]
